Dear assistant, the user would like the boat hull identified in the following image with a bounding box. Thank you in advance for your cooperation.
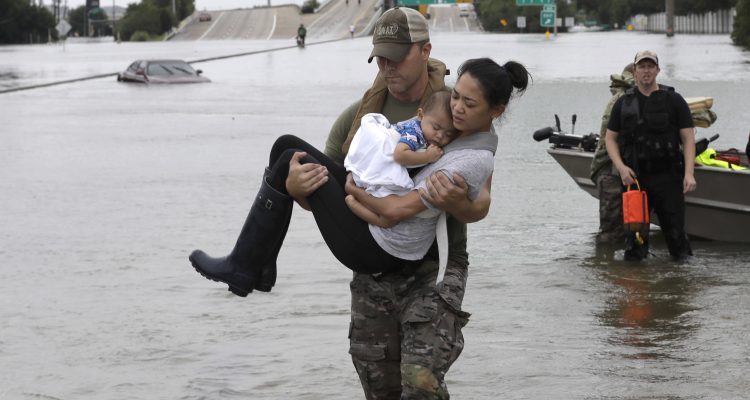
[547,147,750,243]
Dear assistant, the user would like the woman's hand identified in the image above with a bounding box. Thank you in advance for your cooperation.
[286,151,328,210]
[420,171,492,223]
[420,171,469,211]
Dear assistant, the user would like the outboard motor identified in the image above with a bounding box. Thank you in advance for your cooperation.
[532,114,599,152]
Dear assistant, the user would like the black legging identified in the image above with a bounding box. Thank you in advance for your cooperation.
[266,134,404,274]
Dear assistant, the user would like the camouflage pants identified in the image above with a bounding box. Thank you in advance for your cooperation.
[594,165,626,244]
[348,261,469,400]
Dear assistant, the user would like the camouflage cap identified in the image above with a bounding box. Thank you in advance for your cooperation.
[368,7,429,64]
[634,50,659,66]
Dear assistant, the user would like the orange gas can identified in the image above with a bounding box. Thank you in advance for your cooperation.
[622,180,649,233]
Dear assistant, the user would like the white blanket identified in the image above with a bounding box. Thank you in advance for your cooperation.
[344,113,416,198]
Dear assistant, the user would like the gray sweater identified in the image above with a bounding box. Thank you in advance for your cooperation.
[369,129,497,260]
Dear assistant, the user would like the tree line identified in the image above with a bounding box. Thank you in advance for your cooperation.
[477,0,738,32]
[0,0,194,43]
[0,0,57,43]
[474,0,749,47]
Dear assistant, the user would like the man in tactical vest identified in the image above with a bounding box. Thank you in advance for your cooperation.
[604,50,696,261]
[285,7,491,399]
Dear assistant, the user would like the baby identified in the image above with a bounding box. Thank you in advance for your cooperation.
[344,90,457,199]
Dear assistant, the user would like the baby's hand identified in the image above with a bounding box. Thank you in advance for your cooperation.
[425,144,444,163]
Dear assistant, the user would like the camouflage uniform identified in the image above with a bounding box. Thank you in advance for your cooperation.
[325,58,470,397]
[589,71,634,245]
[348,257,470,400]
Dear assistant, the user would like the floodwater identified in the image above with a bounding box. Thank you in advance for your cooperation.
[1,32,749,399]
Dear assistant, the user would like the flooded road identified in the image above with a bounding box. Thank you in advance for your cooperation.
[1,32,750,399]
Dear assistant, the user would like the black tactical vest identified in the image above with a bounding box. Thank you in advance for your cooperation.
[618,85,682,172]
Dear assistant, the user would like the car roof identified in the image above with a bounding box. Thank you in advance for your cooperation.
[143,59,190,63]
[131,59,191,65]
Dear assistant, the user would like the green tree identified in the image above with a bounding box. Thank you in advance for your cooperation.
[89,7,110,37]
[116,0,194,41]
[676,0,736,14]
[0,0,57,43]
[476,0,573,33]
[68,6,86,36]
[301,0,320,13]
[118,1,163,41]
[568,0,736,30]
[732,0,750,48]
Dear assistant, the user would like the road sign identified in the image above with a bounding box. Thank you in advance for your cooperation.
[516,0,555,5]
[540,10,555,27]
[56,20,72,36]
[517,16,526,28]
[543,4,556,12]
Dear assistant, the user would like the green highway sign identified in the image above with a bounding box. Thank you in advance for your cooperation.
[543,4,556,11]
[516,0,555,5]
[540,10,555,27]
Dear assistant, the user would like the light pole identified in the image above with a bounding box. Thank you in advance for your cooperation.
[665,0,675,36]
[112,0,116,40]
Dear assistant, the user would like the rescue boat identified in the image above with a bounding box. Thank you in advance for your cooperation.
[533,125,750,243]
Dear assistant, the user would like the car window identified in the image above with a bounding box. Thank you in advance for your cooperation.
[147,63,172,76]
[147,61,196,76]
[168,62,196,75]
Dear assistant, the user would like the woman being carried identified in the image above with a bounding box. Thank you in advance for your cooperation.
[188,58,530,297]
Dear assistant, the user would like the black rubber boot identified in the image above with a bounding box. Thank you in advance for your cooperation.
[624,227,649,261]
[189,176,292,297]
[253,167,292,292]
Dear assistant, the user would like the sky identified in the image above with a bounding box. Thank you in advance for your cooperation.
[60,0,303,11]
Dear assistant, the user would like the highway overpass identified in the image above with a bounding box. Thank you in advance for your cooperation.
[170,1,481,41]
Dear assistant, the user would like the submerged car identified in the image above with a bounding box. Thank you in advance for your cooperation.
[116,60,210,84]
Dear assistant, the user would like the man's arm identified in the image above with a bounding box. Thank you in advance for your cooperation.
[419,172,490,223]
[681,127,696,193]
[605,129,636,186]
[286,102,359,210]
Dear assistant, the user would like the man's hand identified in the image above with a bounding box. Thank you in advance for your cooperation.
[683,172,696,193]
[617,165,637,186]
[286,151,328,209]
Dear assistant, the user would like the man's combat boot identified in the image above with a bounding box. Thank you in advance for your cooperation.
[189,175,293,297]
